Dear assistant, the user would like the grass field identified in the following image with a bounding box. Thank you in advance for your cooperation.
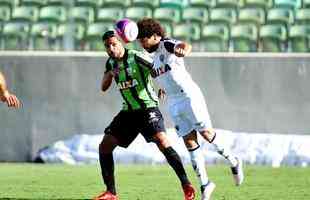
[0,163,309,200]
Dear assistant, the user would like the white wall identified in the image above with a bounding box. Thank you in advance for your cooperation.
[0,52,309,161]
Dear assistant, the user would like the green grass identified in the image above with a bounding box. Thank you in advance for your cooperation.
[0,163,309,200]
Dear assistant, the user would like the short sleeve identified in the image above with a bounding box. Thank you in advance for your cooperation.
[163,38,182,53]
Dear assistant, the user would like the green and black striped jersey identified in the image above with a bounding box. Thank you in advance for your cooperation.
[105,49,158,111]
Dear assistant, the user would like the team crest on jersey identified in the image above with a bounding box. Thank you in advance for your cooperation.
[126,67,134,76]
[117,79,138,90]
[151,64,171,78]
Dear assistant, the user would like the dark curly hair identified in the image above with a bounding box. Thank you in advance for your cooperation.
[102,30,115,41]
[137,18,166,39]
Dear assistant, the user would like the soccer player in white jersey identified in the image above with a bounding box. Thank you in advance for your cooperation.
[137,18,244,200]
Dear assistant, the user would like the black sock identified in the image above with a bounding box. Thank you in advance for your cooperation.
[99,152,116,194]
[162,147,190,186]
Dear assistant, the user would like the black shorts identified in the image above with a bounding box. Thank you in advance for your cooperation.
[104,107,166,147]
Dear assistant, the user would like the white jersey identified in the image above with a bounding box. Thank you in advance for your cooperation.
[149,38,201,99]
[147,38,213,136]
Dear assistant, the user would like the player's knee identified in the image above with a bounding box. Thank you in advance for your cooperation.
[201,128,216,143]
[99,135,117,154]
[183,131,198,149]
[153,132,170,149]
[183,138,198,149]
[155,138,170,149]
[99,141,109,154]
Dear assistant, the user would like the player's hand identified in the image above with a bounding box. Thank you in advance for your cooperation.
[158,89,166,101]
[174,43,191,57]
[0,91,21,108]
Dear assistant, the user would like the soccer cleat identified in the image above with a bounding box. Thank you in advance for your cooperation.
[182,183,196,200]
[201,181,216,200]
[231,157,244,186]
[93,191,119,200]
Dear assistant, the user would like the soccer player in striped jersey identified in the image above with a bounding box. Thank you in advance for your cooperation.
[137,18,244,200]
[93,31,195,200]
[0,71,21,108]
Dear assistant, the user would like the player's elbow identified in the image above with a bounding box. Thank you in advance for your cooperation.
[101,84,108,92]
[101,81,112,92]
[101,76,112,92]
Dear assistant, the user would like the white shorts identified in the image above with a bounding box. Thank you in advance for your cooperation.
[167,92,212,137]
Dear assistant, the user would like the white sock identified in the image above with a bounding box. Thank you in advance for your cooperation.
[210,132,238,167]
[189,145,209,186]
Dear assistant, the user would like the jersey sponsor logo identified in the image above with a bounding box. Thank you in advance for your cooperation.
[151,64,171,78]
[117,79,138,90]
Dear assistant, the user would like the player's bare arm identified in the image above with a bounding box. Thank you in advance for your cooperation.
[0,71,21,108]
[158,88,166,100]
[174,42,192,57]
[0,71,6,95]
[101,71,114,92]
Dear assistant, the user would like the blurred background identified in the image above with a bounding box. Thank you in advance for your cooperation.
[0,0,309,52]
